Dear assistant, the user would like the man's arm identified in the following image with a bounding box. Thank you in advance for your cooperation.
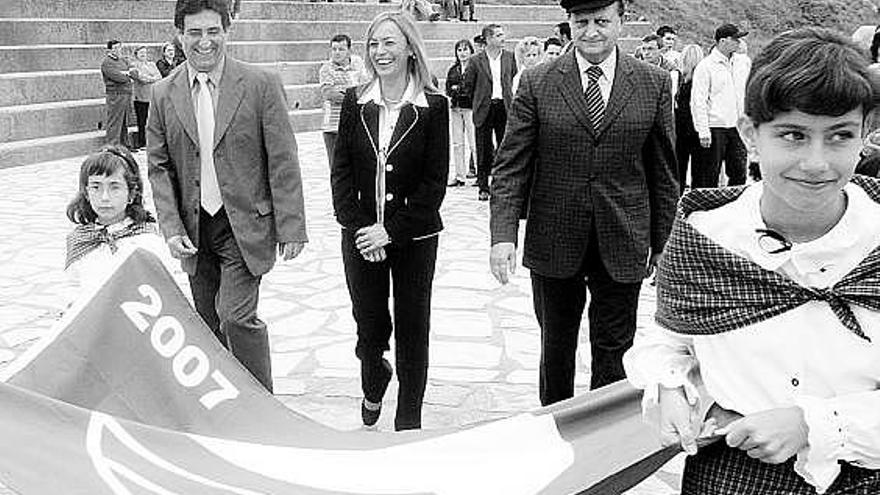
[489,66,539,283]
[102,58,132,84]
[261,70,308,244]
[490,66,538,245]
[318,62,345,104]
[146,85,187,240]
[689,62,711,146]
[641,71,679,260]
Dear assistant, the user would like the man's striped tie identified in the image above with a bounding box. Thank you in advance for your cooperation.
[584,65,604,131]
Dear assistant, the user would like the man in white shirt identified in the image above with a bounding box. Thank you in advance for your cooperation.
[690,23,749,188]
[656,25,680,68]
[462,24,517,201]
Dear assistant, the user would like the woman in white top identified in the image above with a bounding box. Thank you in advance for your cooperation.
[624,28,880,494]
[511,36,542,95]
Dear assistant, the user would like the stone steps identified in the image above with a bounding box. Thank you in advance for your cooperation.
[0,108,322,166]
[1,19,576,46]
[0,0,652,166]
[0,0,559,21]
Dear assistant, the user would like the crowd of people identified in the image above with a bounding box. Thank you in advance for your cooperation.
[75,0,880,491]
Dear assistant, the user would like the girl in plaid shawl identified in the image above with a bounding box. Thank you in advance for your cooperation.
[64,146,166,297]
[624,28,880,494]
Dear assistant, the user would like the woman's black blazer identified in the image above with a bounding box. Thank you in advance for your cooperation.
[331,85,450,243]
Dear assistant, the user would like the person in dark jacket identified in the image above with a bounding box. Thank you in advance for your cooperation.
[445,39,475,186]
[331,11,449,431]
[674,44,709,193]
[101,39,133,147]
[156,42,180,78]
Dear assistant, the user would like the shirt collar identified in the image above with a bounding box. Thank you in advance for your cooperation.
[186,55,226,89]
[734,182,864,273]
[574,47,617,82]
[708,47,732,64]
[357,78,429,108]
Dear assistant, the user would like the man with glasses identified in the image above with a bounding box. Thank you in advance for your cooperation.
[147,0,308,392]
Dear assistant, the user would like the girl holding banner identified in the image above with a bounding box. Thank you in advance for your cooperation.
[625,28,880,494]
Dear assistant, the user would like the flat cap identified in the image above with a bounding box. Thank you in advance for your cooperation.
[560,0,619,14]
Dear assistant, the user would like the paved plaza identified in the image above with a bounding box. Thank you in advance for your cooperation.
[0,131,682,494]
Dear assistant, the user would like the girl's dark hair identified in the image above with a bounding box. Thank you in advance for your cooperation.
[66,145,155,225]
[453,39,474,63]
[745,27,880,126]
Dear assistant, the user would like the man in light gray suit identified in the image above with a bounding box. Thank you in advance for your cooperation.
[148,0,307,391]
[489,0,678,405]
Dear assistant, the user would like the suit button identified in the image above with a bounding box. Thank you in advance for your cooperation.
[386,164,394,172]
[385,193,394,201]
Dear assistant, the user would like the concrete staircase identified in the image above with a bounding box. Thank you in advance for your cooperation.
[0,0,651,167]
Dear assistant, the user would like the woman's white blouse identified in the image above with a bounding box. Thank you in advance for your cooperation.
[623,182,880,493]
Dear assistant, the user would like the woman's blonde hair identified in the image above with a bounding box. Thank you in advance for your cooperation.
[362,11,439,94]
[514,36,543,69]
[678,44,704,82]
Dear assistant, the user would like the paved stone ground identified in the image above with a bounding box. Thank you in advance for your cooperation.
[0,131,683,494]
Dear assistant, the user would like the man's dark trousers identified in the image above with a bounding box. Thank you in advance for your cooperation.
[475,99,507,194]
[530,234,642,406]
[693,127,747,188]
[190,207,273,392]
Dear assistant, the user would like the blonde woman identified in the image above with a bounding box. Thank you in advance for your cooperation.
[331,11,449,431]
[511,36,542,94]
[674,44,707,193]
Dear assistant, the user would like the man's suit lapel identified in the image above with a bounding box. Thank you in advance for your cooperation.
[556,51,595,137]
[213,58,245,149]
[477,52,491,79]
[169,69,199,147]
[598,50,635,137]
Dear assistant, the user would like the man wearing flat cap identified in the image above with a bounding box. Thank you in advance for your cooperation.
[690,23,749,188]
[489,0,677,404]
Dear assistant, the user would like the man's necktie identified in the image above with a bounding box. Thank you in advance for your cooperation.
[196,72,222,215]
[584,65,605,131]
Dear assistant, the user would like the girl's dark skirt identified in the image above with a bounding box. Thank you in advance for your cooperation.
[681,440,880,494]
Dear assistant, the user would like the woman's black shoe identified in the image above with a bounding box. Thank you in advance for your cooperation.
[361,399,382,427]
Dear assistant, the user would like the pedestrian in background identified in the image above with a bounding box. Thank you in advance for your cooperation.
[331,11,449,431]
[130,45,162,150]
[462,23,517,201]
[319,33,369,169]
[512,35,543,94]
[673,44,707,193]
[543,37,563,62]
[101,39,134,148]
[446,39,476,186]
[156,41,180,78]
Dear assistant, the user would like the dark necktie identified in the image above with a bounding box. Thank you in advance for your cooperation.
[584,65,605,131]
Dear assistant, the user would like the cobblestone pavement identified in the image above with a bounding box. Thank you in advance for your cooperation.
[0,131,682,494]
